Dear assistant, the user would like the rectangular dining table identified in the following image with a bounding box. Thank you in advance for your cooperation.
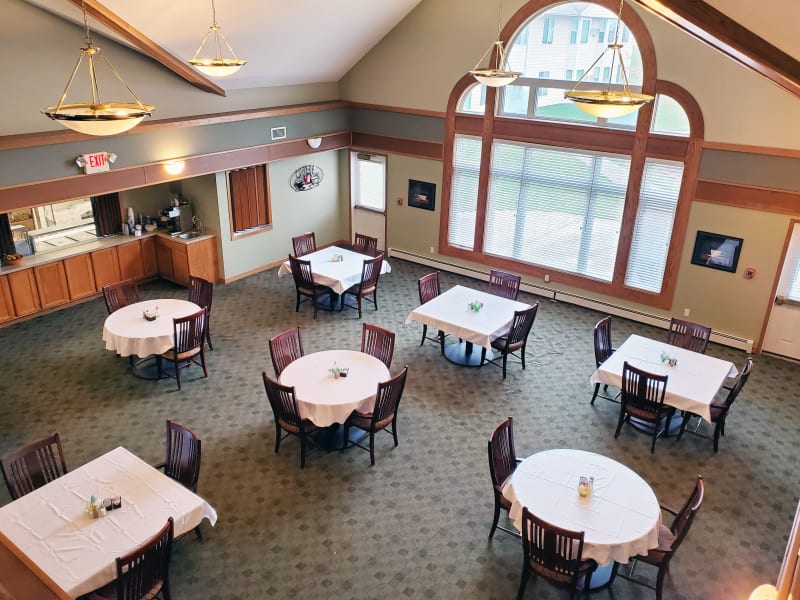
[0,446,217,599]
[405,284,531,366]
[590,333,738,422]
[277,245,391,295]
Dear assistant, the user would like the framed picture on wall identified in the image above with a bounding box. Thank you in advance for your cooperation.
[408,179,436,211]
[690,230,743,273]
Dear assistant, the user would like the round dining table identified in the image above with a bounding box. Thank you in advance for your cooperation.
[102,299,201,378]
[502,448,661,587]
[279,349,390,427]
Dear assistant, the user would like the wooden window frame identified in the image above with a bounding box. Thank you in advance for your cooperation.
[438,0,704,310]
[227,164,273,240]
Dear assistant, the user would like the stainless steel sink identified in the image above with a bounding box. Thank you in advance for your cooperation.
[176,231,203,239]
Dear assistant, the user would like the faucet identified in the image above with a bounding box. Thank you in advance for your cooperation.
[192,215,204,234]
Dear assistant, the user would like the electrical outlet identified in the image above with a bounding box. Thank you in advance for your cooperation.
[683,308,690,317]
[544,274,550,283]
[429,246,435,254]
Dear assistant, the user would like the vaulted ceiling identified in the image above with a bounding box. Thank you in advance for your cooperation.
[22,0,800,99]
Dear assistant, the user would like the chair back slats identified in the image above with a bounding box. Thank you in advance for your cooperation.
[1,433,67,500]
[269,327,304,376]
[164,421,201,493]
[669,476,705,553]
[594,316,613,367]
[173,309,206,354]
[488,269,521,300]
[488,417,516,491]
[361,323,395,369]
[522,508,587,585]
[359,254,383,292]
[262,373,302,429]
[371,366,408,426]
[292,232,316,257]
[188,276,213,313]
[667,318,712,353]
[506,305,539,348]
[722,357,754,411]
[621,361,669,417]
[103,279,141,314]
[115,517,173,600]
[353,233,378,255]
[418,272,441,304]
[289,254,315,291]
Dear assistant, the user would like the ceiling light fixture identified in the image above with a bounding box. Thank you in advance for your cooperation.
[189,0,247,77]
[164,160,186,176]
[469,0,521,88]
[41,1,154,136]
[564,0,653,119]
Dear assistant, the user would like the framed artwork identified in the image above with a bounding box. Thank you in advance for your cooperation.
[690,230,743,273]
[408,179,436,211]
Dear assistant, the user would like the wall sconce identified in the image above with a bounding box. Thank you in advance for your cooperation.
[307,137,322,149]
[164,160,186,176]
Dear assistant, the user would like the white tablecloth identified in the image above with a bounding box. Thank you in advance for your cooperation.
[0,446,217,599]
[503,449,661,567]
[589,334,738,423]
[102,299,200,358]
[279,349,390,427]
[277,246,392,295]
[405,285,531,351]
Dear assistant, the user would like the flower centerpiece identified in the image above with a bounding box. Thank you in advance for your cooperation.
[2,253,23,266]
[143,306,159,321]
[468,301,484,312]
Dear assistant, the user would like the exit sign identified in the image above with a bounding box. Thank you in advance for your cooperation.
[81,152,112,174]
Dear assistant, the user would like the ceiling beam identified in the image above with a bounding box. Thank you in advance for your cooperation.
[66,0,225,96]
[631,0,800,99]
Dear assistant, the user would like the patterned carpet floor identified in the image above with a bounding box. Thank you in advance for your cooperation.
[0,257,798,599]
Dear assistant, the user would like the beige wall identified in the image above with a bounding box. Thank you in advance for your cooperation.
[386,155,442,254]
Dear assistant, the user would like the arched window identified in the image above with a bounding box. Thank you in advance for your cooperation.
[443,0,702,308]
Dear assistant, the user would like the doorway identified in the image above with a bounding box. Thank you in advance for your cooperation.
[350,152,386,251]
[762,220,800,359]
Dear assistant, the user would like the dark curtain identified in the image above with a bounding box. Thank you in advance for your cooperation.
[91,193,122,237]
[0,214,15,255]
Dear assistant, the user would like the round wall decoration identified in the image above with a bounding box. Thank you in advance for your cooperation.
[290,164,323,192]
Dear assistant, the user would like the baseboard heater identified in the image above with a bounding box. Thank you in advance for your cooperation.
[388,248,754,353]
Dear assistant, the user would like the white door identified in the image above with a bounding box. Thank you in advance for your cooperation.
[350,152,386,250]
[763,221,800,359]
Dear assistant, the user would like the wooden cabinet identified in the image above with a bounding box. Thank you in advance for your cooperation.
[117,240,145,281]
[33,262,70,309]
[91,247,121,289]
[63,254,96,300]
[156,235,217,287]
[156,237,175,281]
[7,269,39,316]
[0,276,14,322]
[172,245,190,286]
[186,238,218,283]
[141,237,158,278]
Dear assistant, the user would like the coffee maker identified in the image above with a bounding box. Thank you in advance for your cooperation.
[161,205,193,234]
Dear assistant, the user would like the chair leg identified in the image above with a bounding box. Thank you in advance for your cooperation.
[156,356,163,379]
[391,418,398,447]
[300,434,307,468]
[200,348,208,378]
[420,325,428,346]
[651,426,658,454]
[357,295,363,319]
[439,331,446,354]
[274,424,282,454]
[369,432,375,466]
[206,326,213,351]
[341,423,350,451]
[174,358,182,391]
[295,292,301,312]
[502,351,508,379]
[517,561,530,600]
[373,289,378,312]
[520,345,526,370]
[480,347,487,366]
[614,407,626,438]
[489,495,501,539]
[677,412,692,440]
[713,422,722,453]
[591,383,600,405]
[194,524,203,540]
[654,564,667,600]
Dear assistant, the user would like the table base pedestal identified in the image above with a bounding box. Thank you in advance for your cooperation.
[443,341,492,367]
[128,356,176,380]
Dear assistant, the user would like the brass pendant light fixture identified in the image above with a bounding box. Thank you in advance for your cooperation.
[189,0,247,77]
[41,1,154,136]
[564,0,653,118]
[469,0,521,87]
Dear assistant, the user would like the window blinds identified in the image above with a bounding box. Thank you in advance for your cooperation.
[353,155,385,211]
[448,136,482,250]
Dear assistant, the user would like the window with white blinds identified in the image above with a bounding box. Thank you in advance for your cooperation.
[448,135,482,249]
[350,152,386,211]
[624,158,683,292]
[788,254,800,301]
[482,141,629,281]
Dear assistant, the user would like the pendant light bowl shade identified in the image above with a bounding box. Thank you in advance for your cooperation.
[470,67,522,88]
[42,102,155,136]
[188,57,247,78]
[564,90,652,119]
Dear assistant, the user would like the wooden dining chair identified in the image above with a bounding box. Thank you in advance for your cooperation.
[292,232,316,257]
[482,304,539,378]
[1,433,67,500]
[518,507,597,600]
[615,361,674,453]
[342,365,408,465]
[87,517,174,600]
[417,272,445,348]
[188,275,214,350]
[614,476,704,600]
[288,254,335,318]
[488,269,522,300]
[102,279,141,314]
[340,254,383,318]
[154,420,203,539]
[157,308,208,391]
[678,357,754,452]
[591,316,619,405]
[361,323,395,369]
[667,317,712,353]
[353,233,378,255]
[269,326,304,377]
[262,372,320,468]
[487,417,521,539]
